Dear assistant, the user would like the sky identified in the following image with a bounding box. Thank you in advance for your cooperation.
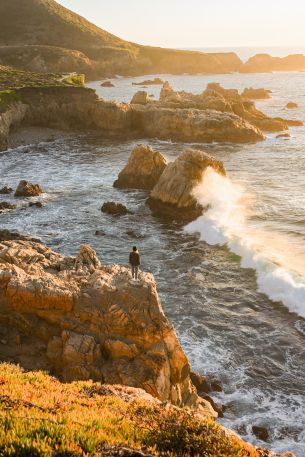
[57,0,305,48]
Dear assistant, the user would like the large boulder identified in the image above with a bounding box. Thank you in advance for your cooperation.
[0,240,215,417]
[14,180,43,197]
[148,149,225,220]
[101,201,131,216]
[114,144,167,190]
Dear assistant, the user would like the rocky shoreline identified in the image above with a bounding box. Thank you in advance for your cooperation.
[1,69,302,151]
[0,235,295,457]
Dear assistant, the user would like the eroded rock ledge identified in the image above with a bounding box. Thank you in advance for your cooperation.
[1,77,303,151]
[0,241,215,418]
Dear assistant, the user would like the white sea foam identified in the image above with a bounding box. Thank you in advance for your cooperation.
[185,168,305,318]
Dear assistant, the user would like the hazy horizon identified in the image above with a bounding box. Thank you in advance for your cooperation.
[57,0,305,48]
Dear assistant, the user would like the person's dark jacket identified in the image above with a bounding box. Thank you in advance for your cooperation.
[129,251,141,266]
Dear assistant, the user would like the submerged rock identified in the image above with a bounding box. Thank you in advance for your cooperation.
[101,201,131,216]
[114,144,167,190]
[0,201,16,212]
[252,425,269,442]
[29,201,43,208]
[0,240,216,416]
[0,186,13,194]
[14,180,43,197]
[148,149,225,220]
[101,80,115,87]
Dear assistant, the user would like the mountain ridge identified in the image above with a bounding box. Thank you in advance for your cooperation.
[0,0,242,77]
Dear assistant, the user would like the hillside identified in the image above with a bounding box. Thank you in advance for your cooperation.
[0,363,265,456]
[0,0,242,77]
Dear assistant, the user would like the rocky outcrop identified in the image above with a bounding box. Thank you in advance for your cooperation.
[0,241,215,416]
[14,180,43,197]
[156,82,297,134]
[286,102,298,109]
[242,87,272,99]
[130,104,264,143]
[114,144,167,190]
[101,201,131,216]
[0,186,13,194]
[131,91,150,105]
[241,53,305,73]
[0,101,27,151]
[133,78,165,86]
[148,149,225,220]
[0,202,16,212]
[2,79,300,151]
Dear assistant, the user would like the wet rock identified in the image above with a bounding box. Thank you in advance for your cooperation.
[14,180,43,197]
[101,201,131,216]
[114,144,167,190]
[148,149,225,221]
[252,425,269,442]
[242,87,272,99]
[131,91,149,105]
[29,201,43,208]
[126,230,145,239]
[190,371,210,394]
[133,77,165,86]
[276,133,291,139]
[0,186,13,194]
[199,393,225,418]
[0,229,40,242]
[101,80,114,87]
[95,230,106,236]
[286,102,298,109]
[0,202,16,212]
[210,379,223,392]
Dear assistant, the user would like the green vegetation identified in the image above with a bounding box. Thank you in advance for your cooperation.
[0,363,259,457]
[62,73,85,86]
[0,65,85,91]
[0,89,20,107]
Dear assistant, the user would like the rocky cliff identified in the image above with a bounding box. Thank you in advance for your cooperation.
[0,240,215,417]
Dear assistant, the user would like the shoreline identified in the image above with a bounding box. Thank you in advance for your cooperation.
[8,126,72,149]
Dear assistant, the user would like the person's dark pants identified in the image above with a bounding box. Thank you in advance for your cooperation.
[131,265,139,280]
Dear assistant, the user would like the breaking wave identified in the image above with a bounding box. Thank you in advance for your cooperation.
[185,168,305,318]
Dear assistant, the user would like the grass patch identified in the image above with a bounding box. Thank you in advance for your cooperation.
[0,363,259,457]
[0,65,85,91]
[0,89,20,107]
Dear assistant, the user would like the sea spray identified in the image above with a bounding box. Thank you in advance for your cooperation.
[185,167,305,317]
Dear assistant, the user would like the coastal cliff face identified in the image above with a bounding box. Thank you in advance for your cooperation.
[0,101,27,150]
[1,74,302,151]
[0,240,215,417]
[241,53,305,73]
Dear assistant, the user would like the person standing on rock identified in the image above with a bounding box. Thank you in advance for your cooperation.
[129,246,141,280]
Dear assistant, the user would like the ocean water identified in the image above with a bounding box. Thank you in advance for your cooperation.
[2,72,305,455]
